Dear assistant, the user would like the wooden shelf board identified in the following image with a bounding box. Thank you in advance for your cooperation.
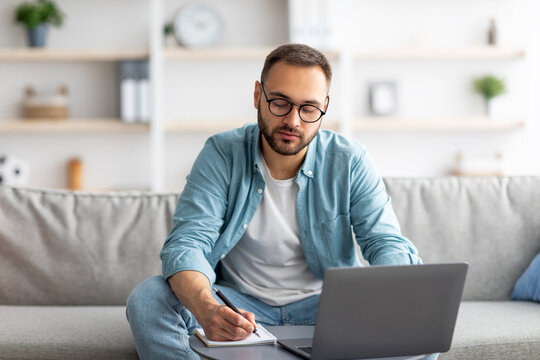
[0,48,149,62]
[353,46,525,60]
[165,120,250,133]
[0,119,149,133]
[165,119,340,133]
[0,46,520,62]
[0,46,519,62]
[353,117,525,131]
[1,118,521,134]
[164,117,522,133]
[163,47,340,61]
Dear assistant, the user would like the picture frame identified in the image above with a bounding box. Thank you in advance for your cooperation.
[368,81,397,116]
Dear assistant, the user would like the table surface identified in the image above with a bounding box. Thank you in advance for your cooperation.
[189,326,429,360]
[189,325,313,360]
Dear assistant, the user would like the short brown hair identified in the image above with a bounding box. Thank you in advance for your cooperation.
[260,44,332,86]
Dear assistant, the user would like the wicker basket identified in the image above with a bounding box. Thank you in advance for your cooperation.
[24,105,68,119]
[23,85,69,120]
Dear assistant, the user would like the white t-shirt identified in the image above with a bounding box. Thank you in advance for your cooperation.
[220,153,323,306]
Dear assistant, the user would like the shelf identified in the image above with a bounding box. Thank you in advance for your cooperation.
[0,117,522,134]
[163,47,340,61]
[165,119,340,133]
[164,117,522,133]
[165,120,250,133]
[353,117,525,131]
[0,46,520,62]
[0,48,149,62]
[353,46,525,60]
[0,119,149,133]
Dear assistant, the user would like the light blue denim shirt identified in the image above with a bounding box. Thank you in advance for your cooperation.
[161,123,421,285]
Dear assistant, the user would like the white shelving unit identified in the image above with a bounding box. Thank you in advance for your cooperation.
[0,0,533,190]
[0,43,527,190]
[0,47,152,137]
[149,0,165,193]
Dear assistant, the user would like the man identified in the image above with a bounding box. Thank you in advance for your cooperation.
[126,44,429,360]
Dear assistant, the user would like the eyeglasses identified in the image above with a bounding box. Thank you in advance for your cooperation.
[260,82,328,123]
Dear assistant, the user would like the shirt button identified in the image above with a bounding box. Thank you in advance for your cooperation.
[257,188,263,194]
[220,254,226,260]
[307,170,313,175]
[242,224,248,229]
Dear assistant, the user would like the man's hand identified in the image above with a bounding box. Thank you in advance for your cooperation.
[167,270,257,341]
[198,304,256,341]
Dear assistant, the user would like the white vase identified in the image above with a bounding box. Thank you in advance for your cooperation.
[485,99,493,116]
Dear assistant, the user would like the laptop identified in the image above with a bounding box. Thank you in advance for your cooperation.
[278,263,468,360]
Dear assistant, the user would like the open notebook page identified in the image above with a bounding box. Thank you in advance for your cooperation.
[194,324,277,347]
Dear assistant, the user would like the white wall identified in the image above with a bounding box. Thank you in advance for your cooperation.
[0,0,537,191]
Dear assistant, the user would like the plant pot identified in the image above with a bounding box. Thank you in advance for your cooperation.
[27,24,48,47]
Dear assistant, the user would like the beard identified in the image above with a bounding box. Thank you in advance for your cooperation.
[257,107,320,156]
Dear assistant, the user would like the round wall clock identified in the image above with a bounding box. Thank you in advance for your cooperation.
[173,3,224,48]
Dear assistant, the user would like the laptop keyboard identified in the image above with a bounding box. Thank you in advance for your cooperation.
[298,346,312,354]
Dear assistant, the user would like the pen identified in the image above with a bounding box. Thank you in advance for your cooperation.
[213,287,260,337]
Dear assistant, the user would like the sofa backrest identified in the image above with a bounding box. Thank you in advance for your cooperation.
[384,177,540,301]
[2,177,539,305]
[0,186,178,306]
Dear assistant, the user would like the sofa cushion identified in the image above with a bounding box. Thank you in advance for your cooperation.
[384,177,540,301]
[0,186,178,305]
[512,252,540,302]
[0,306,137,360]
[440,301,540,360]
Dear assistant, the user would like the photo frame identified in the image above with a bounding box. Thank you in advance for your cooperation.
[368,81,397,116]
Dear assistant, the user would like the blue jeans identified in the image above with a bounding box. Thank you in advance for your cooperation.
[126,276,439,360]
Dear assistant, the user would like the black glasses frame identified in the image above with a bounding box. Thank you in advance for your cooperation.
[260,82,328,123]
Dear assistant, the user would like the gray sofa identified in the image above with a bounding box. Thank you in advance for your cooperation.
[1,177,539,359]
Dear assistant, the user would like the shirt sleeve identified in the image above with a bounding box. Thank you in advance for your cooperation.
[349,148,422,266]
[160,137,231,284]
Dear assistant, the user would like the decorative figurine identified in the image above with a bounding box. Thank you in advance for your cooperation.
[487,18,497,45]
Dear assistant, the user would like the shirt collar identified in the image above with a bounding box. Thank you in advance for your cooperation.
[250,124,262,173]
[299,132,318,179]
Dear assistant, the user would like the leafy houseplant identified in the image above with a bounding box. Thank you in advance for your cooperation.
[15,0,66,47]
[163,22,175,47]
[473,75,506,116]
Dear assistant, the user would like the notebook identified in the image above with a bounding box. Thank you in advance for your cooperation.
[278,263,468,360]
[194,323,277,347]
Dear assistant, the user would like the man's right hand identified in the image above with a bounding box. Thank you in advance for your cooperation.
[197,303,256,341]
[167,271,256,341]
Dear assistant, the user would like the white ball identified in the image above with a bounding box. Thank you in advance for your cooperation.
[0,154,29,186]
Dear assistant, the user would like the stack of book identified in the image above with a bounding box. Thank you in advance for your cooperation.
[119,60,150,123]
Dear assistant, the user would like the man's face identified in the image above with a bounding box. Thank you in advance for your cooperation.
[254,62,329,157]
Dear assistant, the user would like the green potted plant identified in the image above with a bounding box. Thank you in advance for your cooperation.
[15,0,66,47]
[473,75,506,116]
[163,22,175,47]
